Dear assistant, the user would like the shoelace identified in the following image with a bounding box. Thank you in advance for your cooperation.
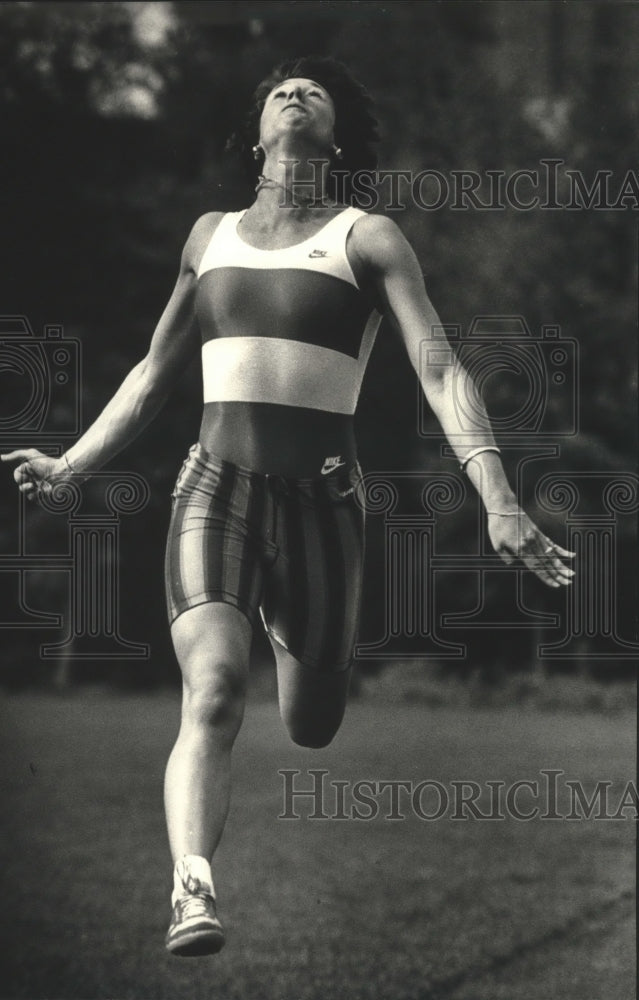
[178,892,214,921]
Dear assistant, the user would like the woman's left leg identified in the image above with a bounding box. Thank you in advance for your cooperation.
[270,641,353,748]
[263,467,365,747]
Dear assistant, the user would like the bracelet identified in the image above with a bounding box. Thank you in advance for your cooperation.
[459,445,501,473]
[486,510,523,516]
[63,453,75,473]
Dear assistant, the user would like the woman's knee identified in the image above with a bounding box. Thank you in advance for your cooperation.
[181,661,247,735]
[171,603,252,737]
[285,721,341,750]
[275,650,351,749]
[280,699,347,749]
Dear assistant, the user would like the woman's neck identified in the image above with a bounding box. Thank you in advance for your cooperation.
[256,147,330,211]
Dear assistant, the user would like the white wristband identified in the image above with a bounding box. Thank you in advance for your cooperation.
[459,445,501,473]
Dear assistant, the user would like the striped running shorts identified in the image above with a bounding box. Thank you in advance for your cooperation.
[164,443,366,671]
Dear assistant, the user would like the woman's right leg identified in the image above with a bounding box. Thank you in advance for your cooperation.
[163,600,253,956]
[164,601,252,862]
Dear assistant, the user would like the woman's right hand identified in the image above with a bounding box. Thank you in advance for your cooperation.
[0,448,71,501]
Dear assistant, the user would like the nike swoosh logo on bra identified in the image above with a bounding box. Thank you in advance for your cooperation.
[309,249,329,258]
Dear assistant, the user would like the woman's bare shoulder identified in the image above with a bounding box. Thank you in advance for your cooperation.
[181,211,226,272]
[348,211,410,269]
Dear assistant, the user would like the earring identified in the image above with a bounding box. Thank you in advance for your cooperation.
[252,143,263,160]
[332,145,343,160]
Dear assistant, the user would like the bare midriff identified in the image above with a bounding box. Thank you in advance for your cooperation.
[198,401,357,477]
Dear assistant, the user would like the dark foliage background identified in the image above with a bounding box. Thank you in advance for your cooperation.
[0,1,636,687]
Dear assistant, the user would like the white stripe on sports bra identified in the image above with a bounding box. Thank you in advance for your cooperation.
[202,311,381,414]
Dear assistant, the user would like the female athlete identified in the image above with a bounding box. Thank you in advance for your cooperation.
[1,56,574,957]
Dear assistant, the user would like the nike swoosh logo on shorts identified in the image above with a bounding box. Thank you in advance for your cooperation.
[321,456,345,475]
[309,249,329,258]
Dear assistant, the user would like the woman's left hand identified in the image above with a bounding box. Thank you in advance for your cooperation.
[487,509,576,587]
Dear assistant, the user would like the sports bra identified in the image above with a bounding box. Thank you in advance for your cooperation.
[195,207,382,415]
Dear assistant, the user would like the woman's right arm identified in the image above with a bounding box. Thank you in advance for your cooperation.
[2,213,218,495]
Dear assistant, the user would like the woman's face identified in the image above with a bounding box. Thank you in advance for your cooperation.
[259,78,336,152]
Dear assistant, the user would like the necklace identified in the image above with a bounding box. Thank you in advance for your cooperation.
[254,174,321,203]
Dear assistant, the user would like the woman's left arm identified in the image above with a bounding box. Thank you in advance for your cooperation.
[350,213,575,588]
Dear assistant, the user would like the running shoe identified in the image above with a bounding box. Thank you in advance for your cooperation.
[165,889,225,957]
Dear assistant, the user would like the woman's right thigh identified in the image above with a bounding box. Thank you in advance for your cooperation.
[164,443,268,659]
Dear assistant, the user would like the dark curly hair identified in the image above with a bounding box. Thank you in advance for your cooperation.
[226,56,379,203]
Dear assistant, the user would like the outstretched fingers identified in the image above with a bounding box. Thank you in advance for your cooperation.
[545,541,576,560]
[16,465,39,500]
[2,450,55,503]
[2,450,39,491]
[521,533,576,588]
[0,448,41,464]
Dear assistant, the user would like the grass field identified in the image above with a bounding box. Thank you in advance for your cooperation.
[0,687,635,1000]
